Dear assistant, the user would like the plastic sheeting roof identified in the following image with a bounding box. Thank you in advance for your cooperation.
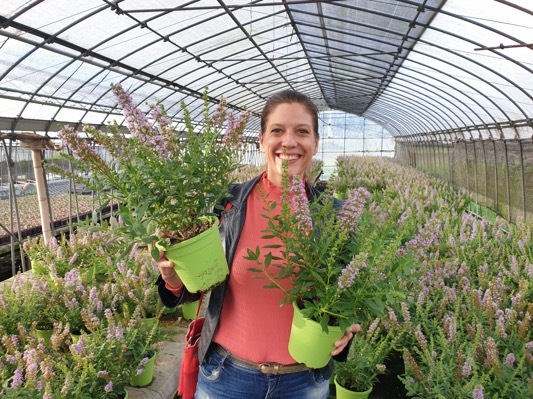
[0,0,531,140]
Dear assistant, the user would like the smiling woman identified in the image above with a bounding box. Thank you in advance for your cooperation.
[156,89,358,399]
[259,91,320,187]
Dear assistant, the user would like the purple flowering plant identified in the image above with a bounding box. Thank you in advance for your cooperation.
[56,84,249,255]
[246,160,414,332]
[334,318,401,392]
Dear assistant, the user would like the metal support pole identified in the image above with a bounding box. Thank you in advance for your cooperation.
[30,149,53,244]
[503,139,512,221]
[1,138,26,275]
[517,138,526,221]
[492,139,499,214]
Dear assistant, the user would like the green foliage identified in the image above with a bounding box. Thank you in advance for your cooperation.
[334,319,401,392]
[0,234,164,398]
[246,160,415,332]
[54,84,249,253]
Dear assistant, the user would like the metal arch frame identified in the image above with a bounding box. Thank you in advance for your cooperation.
[367,101,434,134]
[371,81,473,132]
[294,28,501,131]
[175,37,309,117]
[100,8,292,111]
[382,75,480,128]
[308,51,483,130]
[294,23,488,124]
[290,2,529,126]
[336,0,445,114]
[68,11,305,131]
[404,42,527,121]
[364,105,422,136]
[288,4,434,111]
[366,100,433,134]
[397,0,533,73]
[0,4,263,133]
[0,5,117,132]
[375,120,402,138]
[406,15,533,118]
[109,3,335,120]
[294,16,511,120]
[321,81,452,134]
[48,7,260,130]
[0,1,529,139]
[281,0,335,109]
[387,68,492,128]
[337,0,532,112]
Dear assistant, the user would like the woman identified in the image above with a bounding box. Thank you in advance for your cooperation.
[156,90,358,399]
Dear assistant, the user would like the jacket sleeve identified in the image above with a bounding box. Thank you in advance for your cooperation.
[155,275,201,308]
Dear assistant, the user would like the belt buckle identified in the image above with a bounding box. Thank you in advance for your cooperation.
[260,363,281,375]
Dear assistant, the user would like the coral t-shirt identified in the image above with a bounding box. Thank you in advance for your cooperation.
[212,173,297,364]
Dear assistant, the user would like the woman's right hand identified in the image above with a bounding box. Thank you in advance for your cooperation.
[156,252,183,289]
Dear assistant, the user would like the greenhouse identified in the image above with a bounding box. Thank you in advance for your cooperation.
[0,1,531,398]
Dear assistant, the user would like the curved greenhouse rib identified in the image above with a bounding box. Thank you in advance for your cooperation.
[299,28,503,130]
[293,2,530,125]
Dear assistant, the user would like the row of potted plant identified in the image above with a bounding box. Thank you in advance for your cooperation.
[328,156,531,398]
[0,193,96,239]
[1,227,166,398]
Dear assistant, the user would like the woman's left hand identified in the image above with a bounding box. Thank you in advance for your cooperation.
[331,324,360,356]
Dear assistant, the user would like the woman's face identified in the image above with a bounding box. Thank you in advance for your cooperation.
[259,102,319,187]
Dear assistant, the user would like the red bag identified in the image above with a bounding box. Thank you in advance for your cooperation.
[178,297,204,399]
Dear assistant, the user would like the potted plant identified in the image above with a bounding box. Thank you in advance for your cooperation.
[56,84,250,292]
[246,161,414,368]
[334,319,399,398]
[110,248,163,323]
[120,307,163,387]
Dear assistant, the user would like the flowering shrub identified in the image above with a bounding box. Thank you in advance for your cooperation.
[334,318,401,392]
[0,274,60,334]
[1,239,165,398]
[3,155,530,397]
[111,248,162,319]
[333,155,531,397]
[395,214,533,399]
[56,84,249,254]
[246,161,415,332]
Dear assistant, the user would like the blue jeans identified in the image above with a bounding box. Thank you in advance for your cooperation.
[195,345,330,399]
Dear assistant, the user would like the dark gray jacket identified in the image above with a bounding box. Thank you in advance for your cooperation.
[156,174,349,378]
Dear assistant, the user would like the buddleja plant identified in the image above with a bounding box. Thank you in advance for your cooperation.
[56,84,249,255]
[246,160,414,332]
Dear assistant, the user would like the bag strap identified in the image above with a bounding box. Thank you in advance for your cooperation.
[194,293,204,320]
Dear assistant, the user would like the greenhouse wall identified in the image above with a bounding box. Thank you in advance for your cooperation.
[395,139,533,225]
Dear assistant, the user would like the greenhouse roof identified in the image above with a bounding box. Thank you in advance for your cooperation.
[0,0,531,140]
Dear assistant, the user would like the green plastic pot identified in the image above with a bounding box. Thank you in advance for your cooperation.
[35,327,53,345]
[163,306,178,315]
[140,316,157,330]
[162,218,229,293]
[334,376,373,399]
[333,191,346,200]
[130,352,157,387]
[30,259,47,275]
[180,300,200,320]
[288,303,343,368]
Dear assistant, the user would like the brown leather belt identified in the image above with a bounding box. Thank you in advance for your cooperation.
[213,344,309,375]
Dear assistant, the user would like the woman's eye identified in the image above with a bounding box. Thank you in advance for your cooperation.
[271,128,282,134]
[298,129,310,135]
